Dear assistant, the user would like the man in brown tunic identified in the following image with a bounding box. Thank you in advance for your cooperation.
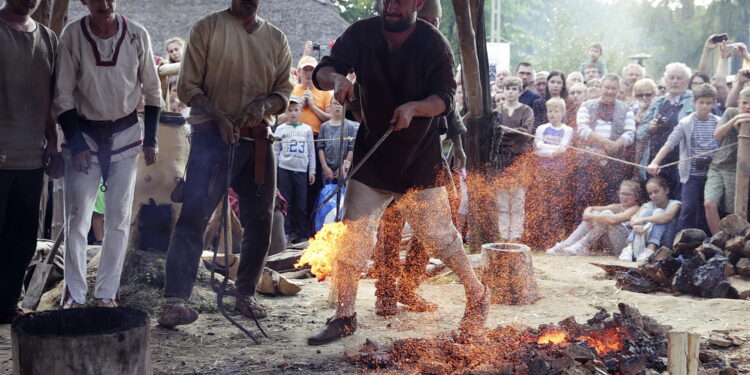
[308,0,489,345]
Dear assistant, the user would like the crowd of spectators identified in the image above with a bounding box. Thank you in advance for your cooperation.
[485,37,750,261]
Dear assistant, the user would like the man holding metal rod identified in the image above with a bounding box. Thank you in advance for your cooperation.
[158,0,293,328]
[308,0,489,345]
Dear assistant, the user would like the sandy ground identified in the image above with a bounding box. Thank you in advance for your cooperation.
[1,253,748,374]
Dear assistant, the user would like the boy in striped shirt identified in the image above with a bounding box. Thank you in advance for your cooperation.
[647,84,720,234]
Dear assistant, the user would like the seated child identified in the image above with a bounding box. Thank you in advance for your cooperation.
[546,179,641,256]
[619,176,681,262]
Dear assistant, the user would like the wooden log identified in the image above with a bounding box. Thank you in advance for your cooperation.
[668,331,700,375]
[12,308,151,375]
[687,333,701,375]
[672,229,707,257]
[719,214,750,237]
[480,243,540,305]
[735,122,750,219]
[451,0,483,117]
[724,236,744,254]
[266,249,304,272]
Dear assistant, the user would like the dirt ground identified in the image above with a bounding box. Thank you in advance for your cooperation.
[1,253,748,374]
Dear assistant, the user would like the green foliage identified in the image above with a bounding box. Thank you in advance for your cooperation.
[330,0,749,78]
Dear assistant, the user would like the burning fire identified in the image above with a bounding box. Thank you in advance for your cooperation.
[294,221,349,281]
[536,327,624,355]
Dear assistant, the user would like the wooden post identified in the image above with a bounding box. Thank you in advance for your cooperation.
[158,62,181,111]
[451,0,483,117]
[480,243,541,304]
[668,331,700,375]
[734,122,750,219]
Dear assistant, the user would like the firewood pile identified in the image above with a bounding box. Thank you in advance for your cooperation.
[347,303,677,374]
[611,215,750,299]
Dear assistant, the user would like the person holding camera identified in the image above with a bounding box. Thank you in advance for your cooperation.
[637,63,695,198]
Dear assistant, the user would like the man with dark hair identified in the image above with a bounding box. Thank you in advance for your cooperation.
[158,0,293,327]
[309,0,489,346]
[54,0,161,308]
[517,62,541,107]
[0,0,58,323]
[370,0,467,317]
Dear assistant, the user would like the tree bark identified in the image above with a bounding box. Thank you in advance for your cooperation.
[451,0,482,117]
[734,122,750,219]
[30,0,52,26]
[49,0,70,36]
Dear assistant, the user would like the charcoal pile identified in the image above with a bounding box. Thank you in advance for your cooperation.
[611,215,750,299]
[347,303,674,374]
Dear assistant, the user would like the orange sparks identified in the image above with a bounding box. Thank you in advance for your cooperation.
[294,221,349,281]
[537,331,568,345]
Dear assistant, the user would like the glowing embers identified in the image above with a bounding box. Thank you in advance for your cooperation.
[294,221,349,281]
[535,327,625,355]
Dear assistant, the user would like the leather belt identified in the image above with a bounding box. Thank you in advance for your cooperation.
[79,110,139,190]
[191,122,271,190]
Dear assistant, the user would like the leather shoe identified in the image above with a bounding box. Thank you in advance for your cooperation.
[399,291,437,312]
[158,304,199,328]
[456,285,490,341]
[308,313,357,345]
[235,294,268,319]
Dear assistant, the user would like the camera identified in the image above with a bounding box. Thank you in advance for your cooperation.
[726,43,739,53]
[312,43,321,51]
[745,71,750,79]
[655,115,667,128]
[711,33,728,44]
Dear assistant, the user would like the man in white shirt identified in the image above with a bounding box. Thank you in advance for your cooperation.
[53,0,161,308]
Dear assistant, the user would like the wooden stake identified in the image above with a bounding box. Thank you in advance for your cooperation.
[49,0,70,36]
[668,331,700,375]
[668,331,688,375]
[734,123,750,219]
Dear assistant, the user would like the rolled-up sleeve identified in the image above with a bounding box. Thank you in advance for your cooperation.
[618,110,636,145]
[138,29,162,107]
[52,26,78,118]
[576,105,592,139]
[424,35,456,117]
[664,119,687,149]
[176,20,209,105]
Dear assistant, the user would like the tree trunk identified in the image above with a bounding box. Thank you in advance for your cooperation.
[734,122,750,219]
[480,243,540,305]
[12,308,152,375]
[451,0,483,117]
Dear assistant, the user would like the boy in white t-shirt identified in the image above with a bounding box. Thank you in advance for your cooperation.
[531,98,574,246]
[274,97,316,243]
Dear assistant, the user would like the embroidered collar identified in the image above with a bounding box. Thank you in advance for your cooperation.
[80,15,128,67]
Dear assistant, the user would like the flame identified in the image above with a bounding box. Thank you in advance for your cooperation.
[535,327,624,355]
[294,221,349,281]
[577,327,624,355]
[537,331,568,345]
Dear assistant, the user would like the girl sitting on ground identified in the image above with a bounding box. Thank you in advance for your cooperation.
[546,180,641,256]
[619,176,681,262]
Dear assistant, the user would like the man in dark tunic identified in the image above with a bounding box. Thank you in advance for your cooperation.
[308,0,489,346]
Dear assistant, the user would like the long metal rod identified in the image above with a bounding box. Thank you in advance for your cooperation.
[335,102,347,221]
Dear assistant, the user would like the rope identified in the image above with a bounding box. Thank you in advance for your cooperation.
[276,136,356,144]
[496,124,738,170]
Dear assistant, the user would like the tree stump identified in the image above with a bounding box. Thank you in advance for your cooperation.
[480,243,541,305]
[12,307,151,375]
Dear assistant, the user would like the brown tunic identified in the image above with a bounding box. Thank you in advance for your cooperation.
[313,17,455,193]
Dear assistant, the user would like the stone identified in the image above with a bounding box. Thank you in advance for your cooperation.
[708,333,733,347]
[735,259,750,276]
[419,360,450,375]
[719,368,739,375]
[699,350,720,363]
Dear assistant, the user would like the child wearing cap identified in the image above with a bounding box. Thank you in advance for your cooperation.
[274,97,316,243]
